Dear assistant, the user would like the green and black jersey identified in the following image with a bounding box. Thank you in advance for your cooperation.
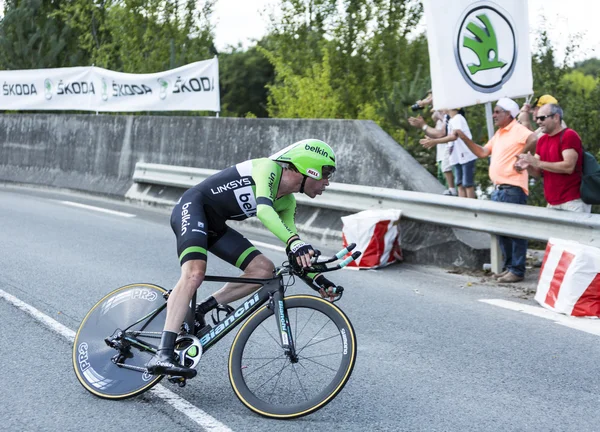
[170,158,298,266]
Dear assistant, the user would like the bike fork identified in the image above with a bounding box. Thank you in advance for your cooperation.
[271,290,297,362]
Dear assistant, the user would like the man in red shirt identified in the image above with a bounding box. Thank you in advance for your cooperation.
[516,104,591,213]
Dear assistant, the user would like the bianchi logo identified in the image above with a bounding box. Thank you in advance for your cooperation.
[454,1,517,93]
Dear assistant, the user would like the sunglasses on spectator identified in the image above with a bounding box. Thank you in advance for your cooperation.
[535,114,555,121]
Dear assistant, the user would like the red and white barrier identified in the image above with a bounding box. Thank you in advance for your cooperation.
[535,238,600,317]
[341,209,402,269]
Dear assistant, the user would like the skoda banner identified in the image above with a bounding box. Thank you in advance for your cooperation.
[422,0,532,110]
[0,57,220,112]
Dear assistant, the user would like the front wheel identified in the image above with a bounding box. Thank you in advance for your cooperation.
[228,295,357,419]
[72,283,167,399]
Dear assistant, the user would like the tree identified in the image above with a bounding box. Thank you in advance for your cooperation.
[261,47,342,118]
[574,57,600,78]
[0,0,86,69]
[218,43,274,118]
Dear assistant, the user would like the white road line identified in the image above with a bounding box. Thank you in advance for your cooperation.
[249,239,285,252]
[58,200,136,218]
[0,288,234,432]
[480,299,600,337]
[149,386,233,432]
[0,289,76,342]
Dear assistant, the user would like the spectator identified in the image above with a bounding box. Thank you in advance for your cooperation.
[454,98,538,283]
[420,108,477,198]
[517,94,567,136]
[408,93,457,195]
[516,104,591,213]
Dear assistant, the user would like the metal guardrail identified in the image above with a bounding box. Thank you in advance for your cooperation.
[132,162,600,272]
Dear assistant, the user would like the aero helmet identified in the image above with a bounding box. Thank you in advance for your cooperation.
[270,139,336,180]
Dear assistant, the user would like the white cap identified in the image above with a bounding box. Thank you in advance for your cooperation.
[496,97,519,118]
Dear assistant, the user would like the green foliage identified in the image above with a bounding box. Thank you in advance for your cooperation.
[0,0,217,73]
[0,0,86,69]
[561,70,597,95]
[218,44,274,118]
[260,46,342,118]
[574,58,600,78]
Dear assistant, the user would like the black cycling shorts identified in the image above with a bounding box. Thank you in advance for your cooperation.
[170,188,262,269]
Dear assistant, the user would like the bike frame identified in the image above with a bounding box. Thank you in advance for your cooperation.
[122,273,297,359]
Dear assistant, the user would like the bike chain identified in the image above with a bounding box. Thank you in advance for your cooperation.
[128,331,162,338]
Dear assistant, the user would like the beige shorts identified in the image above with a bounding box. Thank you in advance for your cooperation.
[547,198,592,213]
[440,146,452,173]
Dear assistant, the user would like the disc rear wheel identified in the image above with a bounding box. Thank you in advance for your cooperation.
[72,283,167,399]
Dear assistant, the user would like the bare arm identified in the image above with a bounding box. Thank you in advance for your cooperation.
[454,130,490,158]
[538,149,579,174]
[421,133,457,145]
[517,149,578,177]
[523,132,538,154]
[408,116,447,138]
[517,153,542,178]
[517,103,533,131]
[423,125,446,139]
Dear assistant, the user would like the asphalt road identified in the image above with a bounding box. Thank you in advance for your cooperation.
[1,184,599,432]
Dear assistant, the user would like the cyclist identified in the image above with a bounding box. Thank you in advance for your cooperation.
[146,139,340,378]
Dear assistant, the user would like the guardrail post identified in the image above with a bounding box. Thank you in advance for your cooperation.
[490,234,502,274]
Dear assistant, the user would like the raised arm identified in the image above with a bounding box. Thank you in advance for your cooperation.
[517,103,534,131]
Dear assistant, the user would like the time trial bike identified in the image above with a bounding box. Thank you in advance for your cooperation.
[72,244,361,419]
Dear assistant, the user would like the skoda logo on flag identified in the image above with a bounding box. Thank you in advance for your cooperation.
[454,1,517,93]
[157,78,169,100]
[44,79,53,100]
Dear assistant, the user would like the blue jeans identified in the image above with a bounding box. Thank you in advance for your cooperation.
[491,185,528,277]
[453,159,476,187]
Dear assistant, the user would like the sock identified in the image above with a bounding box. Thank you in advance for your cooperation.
[157,330,178,355]
[196,296,218,315]
[449,187,456,194]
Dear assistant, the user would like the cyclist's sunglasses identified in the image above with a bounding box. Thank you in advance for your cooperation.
[322,165,336,180]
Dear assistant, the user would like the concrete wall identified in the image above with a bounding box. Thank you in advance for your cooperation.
[0,114,489,268]
[0,114,443,195]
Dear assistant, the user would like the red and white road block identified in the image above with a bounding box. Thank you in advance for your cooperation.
[535,238,600,317]
[341,209,403,269]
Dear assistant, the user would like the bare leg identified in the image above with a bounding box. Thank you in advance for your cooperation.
[457,185,466,197]
[212,255,275,305]
[444,171,455,189]
[465,186,476,199]
[164,259,206,333]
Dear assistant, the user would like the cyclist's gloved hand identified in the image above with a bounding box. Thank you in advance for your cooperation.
[314,274,341,302]
[286,238,315,268]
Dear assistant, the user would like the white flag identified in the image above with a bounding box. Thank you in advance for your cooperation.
[422,0,532,110]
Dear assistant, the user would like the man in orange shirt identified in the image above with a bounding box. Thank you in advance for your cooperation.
[455,98,538,283]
